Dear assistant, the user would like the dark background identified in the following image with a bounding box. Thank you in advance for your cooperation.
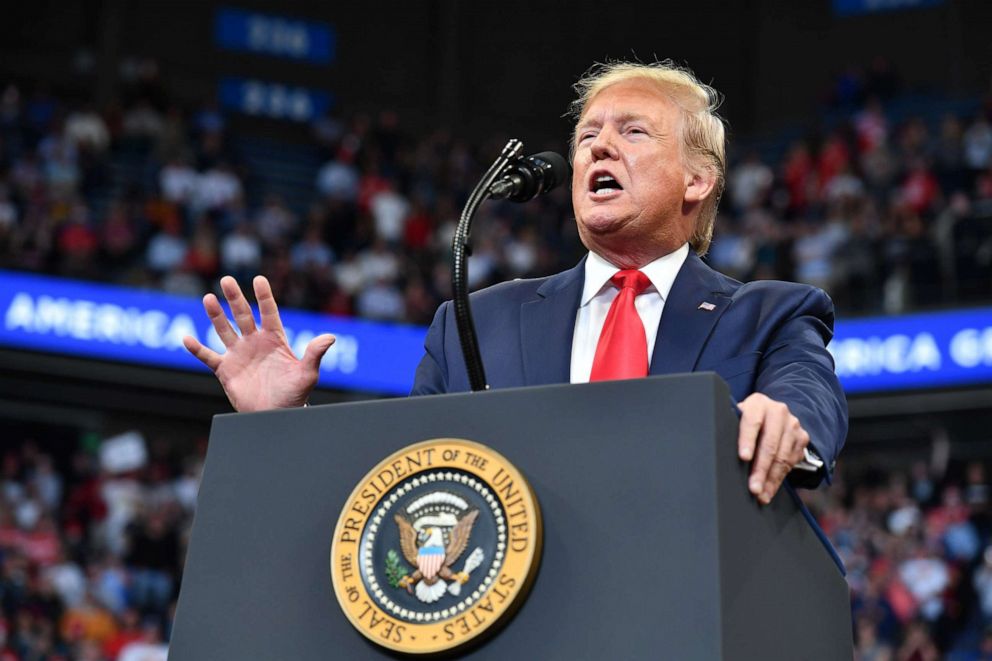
[1,0,989,142]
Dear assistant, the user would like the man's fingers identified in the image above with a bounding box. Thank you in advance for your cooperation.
[203,293,239,347]
[183,335,222,371]
[302,334,336,373]
[253,275,286,336]
[220,275,257,336]
[737,407,762,461]
[748,436,778,497]
[762,456,794,504]
[747,402,788,497]
[760,419,807,503]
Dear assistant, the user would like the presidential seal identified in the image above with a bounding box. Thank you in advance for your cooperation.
[330,438,542,655]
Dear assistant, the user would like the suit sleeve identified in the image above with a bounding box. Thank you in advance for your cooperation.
[754,287,848,486]
[410,301,450,396]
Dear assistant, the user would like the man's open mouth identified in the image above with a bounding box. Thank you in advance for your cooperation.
[589,173,623,195]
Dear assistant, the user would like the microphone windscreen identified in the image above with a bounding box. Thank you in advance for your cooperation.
[530,151,570,189]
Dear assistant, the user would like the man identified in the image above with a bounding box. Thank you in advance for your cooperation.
[183,61,847,505]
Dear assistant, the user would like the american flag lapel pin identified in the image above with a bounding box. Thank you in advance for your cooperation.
[698,301,716,311]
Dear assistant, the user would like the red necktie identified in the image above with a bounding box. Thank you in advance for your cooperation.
[590,270,652,382]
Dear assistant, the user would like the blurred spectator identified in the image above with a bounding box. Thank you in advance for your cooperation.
[219,222,261,282]
[45,546,86,609]
[102,608,142,659]
[61,592,118,650]
[793,217,848,291]
[855,98,889,154]
[122,100,164,143]
[155,106,191,163]
[824,164,865,203]
[897,118,930,163]
[900,159,940,215]
[183,222,219,282]
[357,239,400,285]
[124,510,178,614]
[100,202,141,276]
[898,548,950,621]
[159,157,198,205]
[316,153,359,203]
[935,115,966,193]
[817,132,851,196]
[728,151,773,211]
[964,117,992,176]
[290,226,334,272]
[974,549,992,620]
[355,278,405,321]
[64,104,110,154]
[44,140,80,200]
[192,98,224,136]
[57,201,100,278]
[708,216,754,281]
[856,615,894,661]
[145,223,188,275]
[256,194,298,248]
[896,620,940,661]
[369,179,410,243]
[194,161,242,213]
[781,141,814,213]
[116,619,167,661]
[311,110,344,154]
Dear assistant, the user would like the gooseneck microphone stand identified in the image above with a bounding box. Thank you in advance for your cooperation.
[451,138,524,392]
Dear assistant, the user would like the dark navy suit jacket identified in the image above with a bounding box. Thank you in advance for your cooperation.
[411,251,848,483]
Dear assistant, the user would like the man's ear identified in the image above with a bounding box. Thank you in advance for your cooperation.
[684,168,717,204]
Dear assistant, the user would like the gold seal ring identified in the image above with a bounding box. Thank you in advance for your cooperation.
[330,438,542,654]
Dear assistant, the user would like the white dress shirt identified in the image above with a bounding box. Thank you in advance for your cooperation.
[570,243,690,383]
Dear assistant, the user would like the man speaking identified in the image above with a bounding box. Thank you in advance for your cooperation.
[182,60,847,505]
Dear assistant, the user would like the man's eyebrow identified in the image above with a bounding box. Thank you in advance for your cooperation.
[575,117,601,132]
[576,111,655,132]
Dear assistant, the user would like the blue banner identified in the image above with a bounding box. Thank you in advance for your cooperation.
[0,271,424,396]
[1,270,990,397]
[831,308,992,393]
[219,77,331,122]
[833,0,944,16]
[215,7,335,64]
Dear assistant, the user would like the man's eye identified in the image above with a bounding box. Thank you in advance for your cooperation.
[578,132,596,142]
[627,127,646,135]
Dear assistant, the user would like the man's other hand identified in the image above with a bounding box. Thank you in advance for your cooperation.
[182,275,336,412]
[736,392,811,505]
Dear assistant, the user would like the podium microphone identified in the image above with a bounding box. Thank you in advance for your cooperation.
[454,140,566,391]
[488,151,570,202]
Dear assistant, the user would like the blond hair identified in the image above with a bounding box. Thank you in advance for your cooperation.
[569,60,727,255]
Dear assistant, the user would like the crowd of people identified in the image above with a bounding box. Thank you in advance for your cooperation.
[0,435,198,660]
[804,458,992,660]
[0,60,991,326]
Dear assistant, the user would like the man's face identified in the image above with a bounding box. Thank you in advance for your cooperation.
[571,79,696,267]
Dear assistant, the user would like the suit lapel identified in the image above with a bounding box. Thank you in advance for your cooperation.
[520,259,585,386]
[650,253,733,376]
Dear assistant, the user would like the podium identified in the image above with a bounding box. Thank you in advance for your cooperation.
[170,373,852,659]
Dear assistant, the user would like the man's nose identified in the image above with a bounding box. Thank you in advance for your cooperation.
[590,127,619,161]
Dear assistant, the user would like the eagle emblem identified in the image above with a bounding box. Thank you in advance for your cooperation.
[388,492,484,603]
[331,440,542,655]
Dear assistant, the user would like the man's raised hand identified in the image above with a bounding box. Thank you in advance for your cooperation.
[182,275,336,412]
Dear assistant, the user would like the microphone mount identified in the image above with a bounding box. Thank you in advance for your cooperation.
[451,138,524,392]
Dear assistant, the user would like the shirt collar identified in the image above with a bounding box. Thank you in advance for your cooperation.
[579,243,691,307]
